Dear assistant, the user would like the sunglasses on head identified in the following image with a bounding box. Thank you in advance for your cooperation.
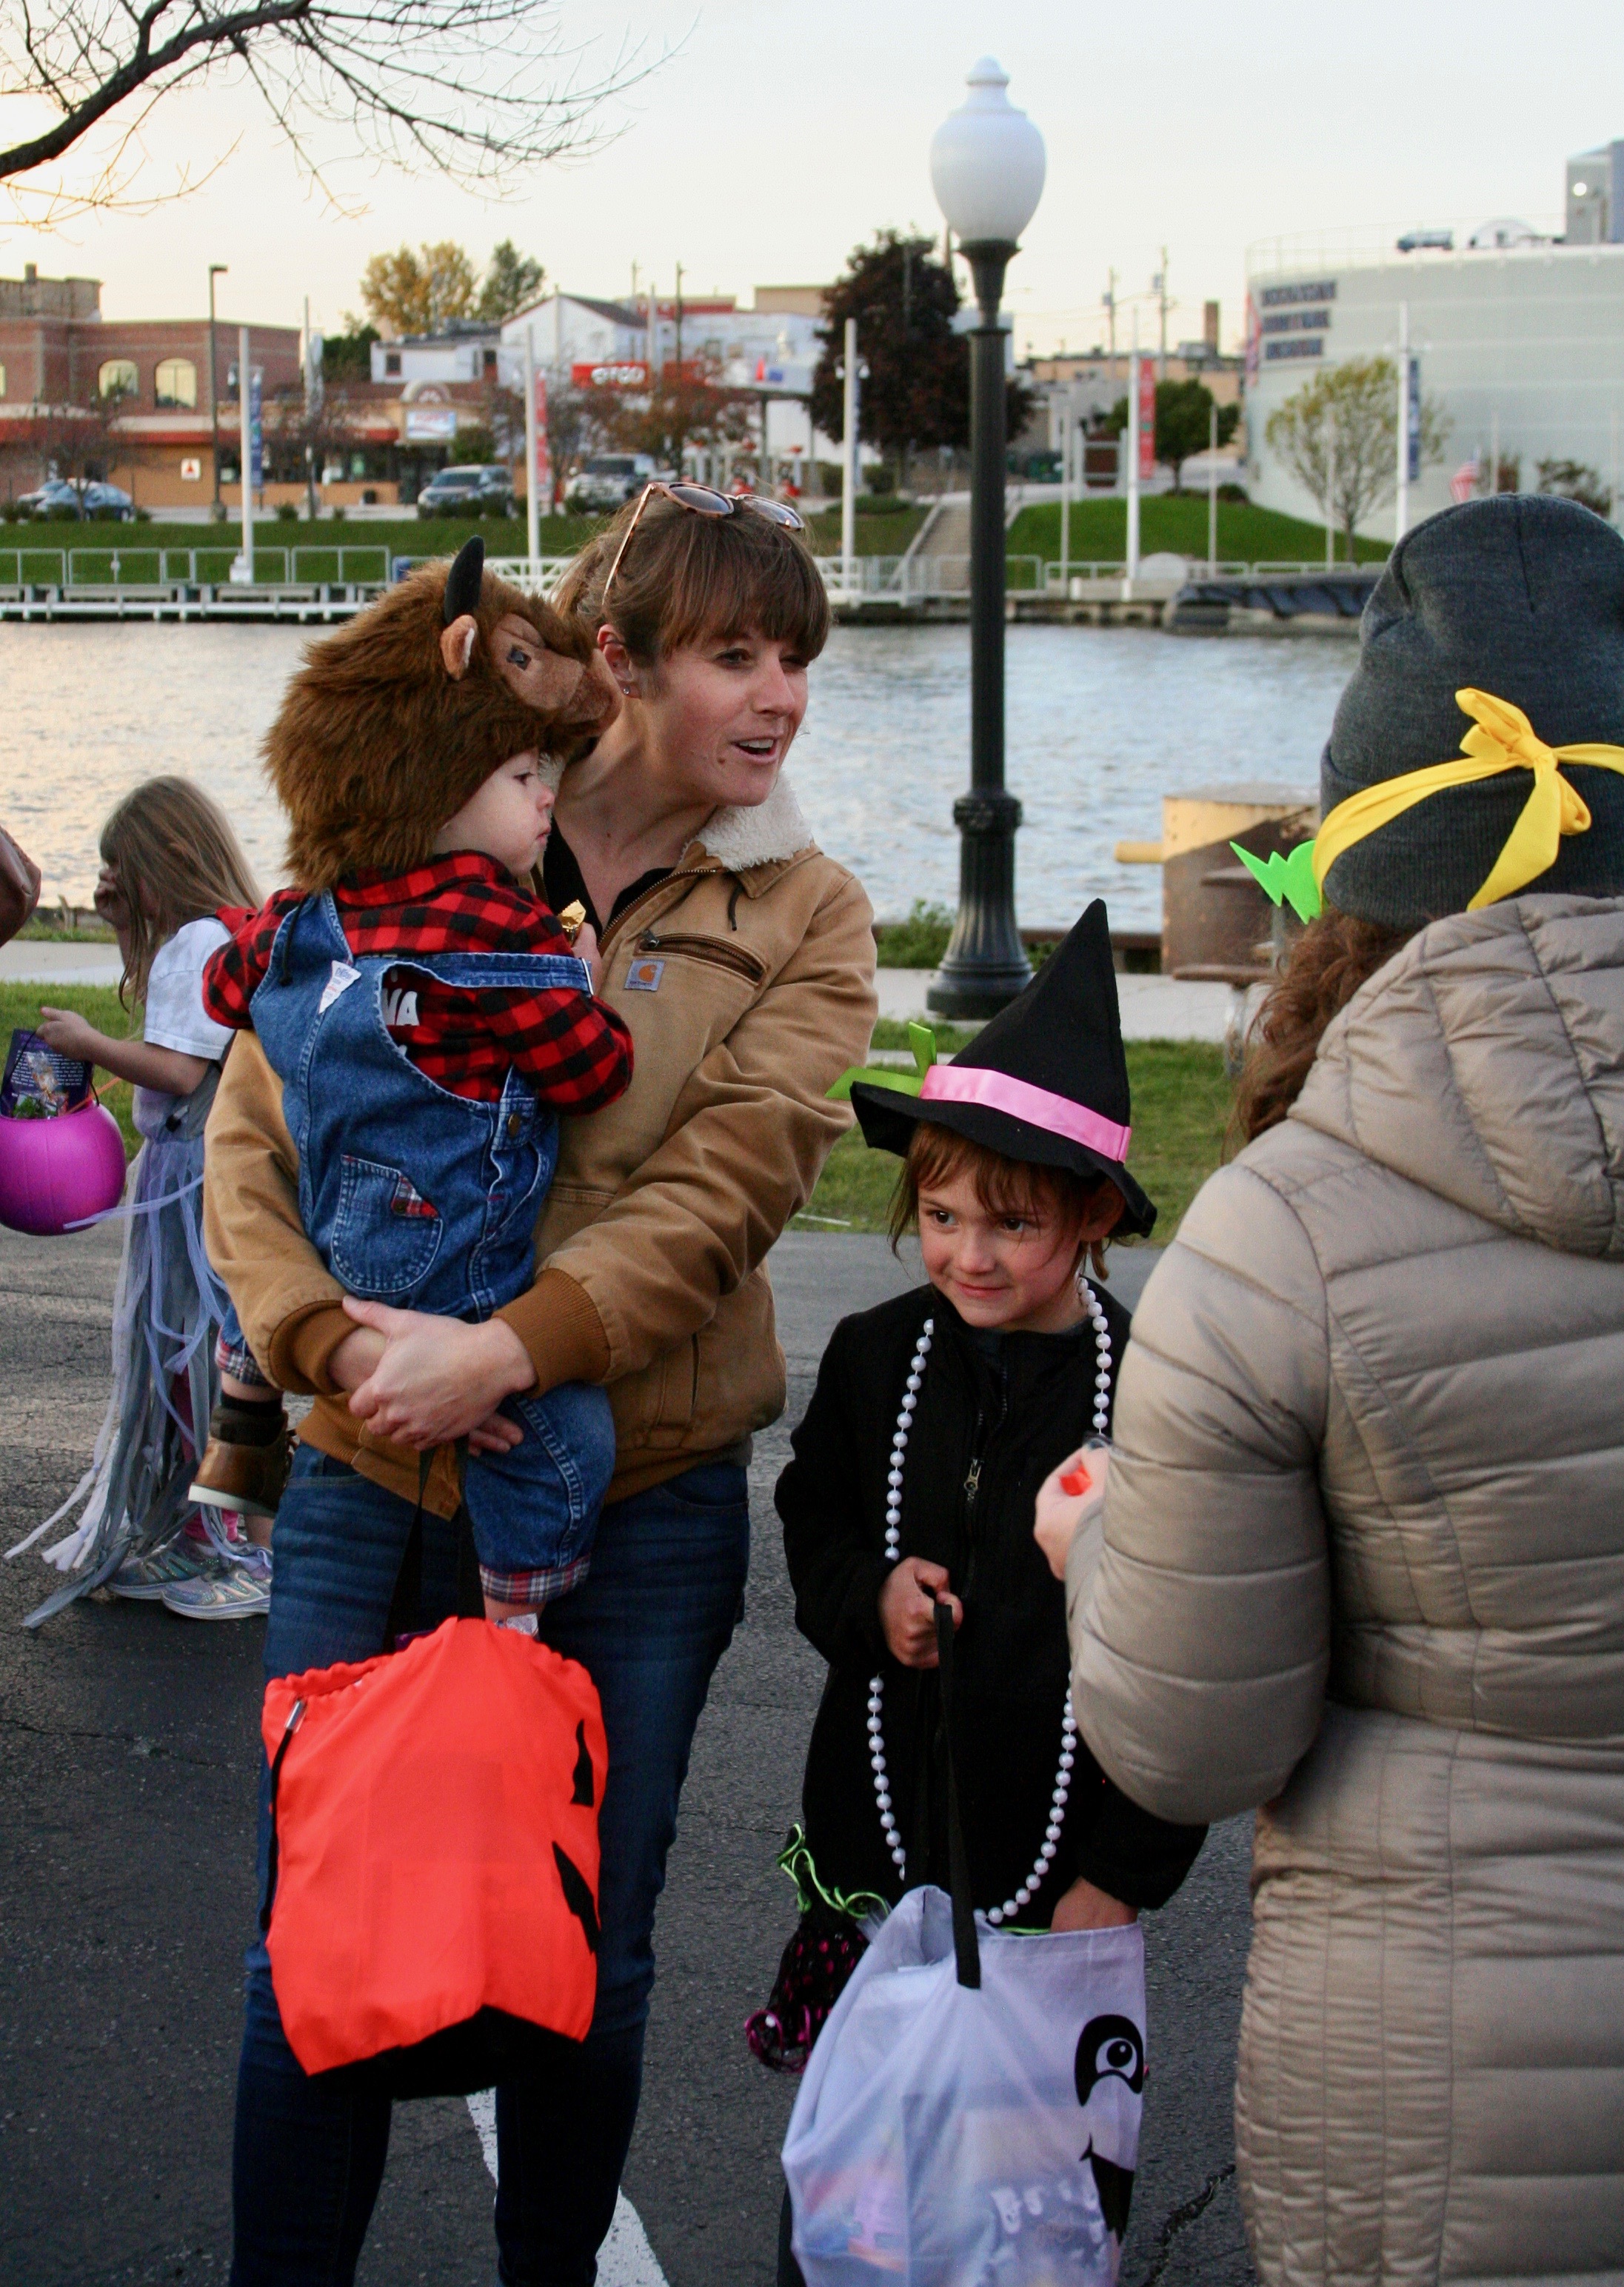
[601,481,806,615]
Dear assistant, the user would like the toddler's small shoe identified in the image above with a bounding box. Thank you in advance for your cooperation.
[190,1428,291,1520]
[110,1538,218,1600]
[162,1546,272,1621]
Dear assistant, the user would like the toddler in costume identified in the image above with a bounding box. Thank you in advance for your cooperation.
[201,538,632,1620]
[756,904,1206,2283]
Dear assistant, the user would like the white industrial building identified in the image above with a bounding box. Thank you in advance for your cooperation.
[497,289,832,473]
[1244,141,1624,535]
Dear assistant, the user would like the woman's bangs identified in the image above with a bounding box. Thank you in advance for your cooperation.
[658,511,831,662]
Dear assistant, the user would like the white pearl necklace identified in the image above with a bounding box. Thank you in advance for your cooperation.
[867,1279,1114,1925]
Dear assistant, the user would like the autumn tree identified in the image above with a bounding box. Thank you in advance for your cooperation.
[1266,357,1450,555]
[809,228,1036,485]
[359,241,478,337]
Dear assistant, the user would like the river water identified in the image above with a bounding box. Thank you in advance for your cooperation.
[0,621,1354,930]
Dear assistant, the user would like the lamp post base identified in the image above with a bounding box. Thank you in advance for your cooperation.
[925,787,1032,1018]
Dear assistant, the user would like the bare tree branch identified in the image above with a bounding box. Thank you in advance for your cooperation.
[1,0,654,206]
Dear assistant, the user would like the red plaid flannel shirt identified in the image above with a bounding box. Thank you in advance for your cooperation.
[204,853,632,1112]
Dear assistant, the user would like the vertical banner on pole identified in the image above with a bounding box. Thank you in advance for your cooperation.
[249,366,263,499]
[1406,355,1421,484]
[1137,358,1155,480]
[534,368,553,514]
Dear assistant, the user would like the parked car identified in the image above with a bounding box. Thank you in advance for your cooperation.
[16,479,136,521]
[415,465,516,520]
[564,454,660,514]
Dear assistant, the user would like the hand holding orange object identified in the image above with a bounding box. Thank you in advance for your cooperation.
[1034,1443,1111,1580]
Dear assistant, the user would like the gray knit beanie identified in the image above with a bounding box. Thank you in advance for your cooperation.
[1320,494,1624,928]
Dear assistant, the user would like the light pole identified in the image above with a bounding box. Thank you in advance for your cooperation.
[208,264,228,515]
[925,56,1046,1019]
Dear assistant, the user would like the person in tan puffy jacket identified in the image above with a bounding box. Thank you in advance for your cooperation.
[1052,495,1624,2285]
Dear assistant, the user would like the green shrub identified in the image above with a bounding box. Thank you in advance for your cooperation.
[275,501,300,523]
[330,504,347,523]
[875,899,953,967]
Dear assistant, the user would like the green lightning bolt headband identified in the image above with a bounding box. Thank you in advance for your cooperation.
[1230,838,1322,922]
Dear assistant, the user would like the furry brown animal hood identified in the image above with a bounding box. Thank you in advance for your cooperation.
[266,545,618,889]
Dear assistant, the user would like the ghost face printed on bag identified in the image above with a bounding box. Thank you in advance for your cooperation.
[1075,2013,1146,2244]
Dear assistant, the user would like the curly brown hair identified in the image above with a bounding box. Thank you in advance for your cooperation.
[1232,909,1417,1144]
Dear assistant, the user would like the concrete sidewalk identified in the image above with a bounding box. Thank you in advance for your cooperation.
[1,943,1246,1046]
[875,966,1241,1044]
[0,1223,1252,2287]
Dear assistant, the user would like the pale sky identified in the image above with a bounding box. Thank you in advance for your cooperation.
[3,0,1620,356]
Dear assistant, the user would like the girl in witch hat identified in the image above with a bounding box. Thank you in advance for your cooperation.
[749,900,1206,2285]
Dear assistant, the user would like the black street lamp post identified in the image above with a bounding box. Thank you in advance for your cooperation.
[928,238,1029,1015]
[926,60,1046,1020]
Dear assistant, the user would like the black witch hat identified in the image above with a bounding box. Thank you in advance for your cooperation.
[838,901,1156,1238]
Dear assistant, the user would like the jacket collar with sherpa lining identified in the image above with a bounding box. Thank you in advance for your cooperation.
[690,772,815,878]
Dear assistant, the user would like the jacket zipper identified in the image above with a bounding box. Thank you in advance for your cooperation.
[959,1410,989,1602]
[633,929,766,984]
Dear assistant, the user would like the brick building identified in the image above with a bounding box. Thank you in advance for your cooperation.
[0,267,305,509]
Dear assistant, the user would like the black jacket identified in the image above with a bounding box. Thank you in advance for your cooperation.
[777,1283,1205,1921]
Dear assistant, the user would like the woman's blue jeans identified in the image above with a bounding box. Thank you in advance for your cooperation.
[230,1445,751,2286]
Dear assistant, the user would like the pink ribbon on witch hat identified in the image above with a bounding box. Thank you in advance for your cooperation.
[918,1063,1131,1164]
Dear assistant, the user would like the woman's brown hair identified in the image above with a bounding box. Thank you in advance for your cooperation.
[886,1120,1124,1277]
[1232,909,1417,1144]
[99,775,260,1007]
[554,491,831,667]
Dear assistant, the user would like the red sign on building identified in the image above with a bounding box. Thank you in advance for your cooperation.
[571,361,650,390]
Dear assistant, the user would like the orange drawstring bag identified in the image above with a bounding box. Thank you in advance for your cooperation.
[261,1615,606,2093]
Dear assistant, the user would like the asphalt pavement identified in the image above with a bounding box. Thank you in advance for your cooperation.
[0,1223,1254,2287]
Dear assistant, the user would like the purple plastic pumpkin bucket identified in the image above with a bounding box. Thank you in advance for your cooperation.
[0,1097,128,1236]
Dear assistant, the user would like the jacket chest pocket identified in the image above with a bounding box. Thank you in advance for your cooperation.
[328,1155,444,1299]
[629,930,767,986]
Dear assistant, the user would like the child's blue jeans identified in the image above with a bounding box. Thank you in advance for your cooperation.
[210,1299,615,1606]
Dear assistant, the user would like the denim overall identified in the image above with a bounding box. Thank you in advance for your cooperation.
[250,891,615,1603]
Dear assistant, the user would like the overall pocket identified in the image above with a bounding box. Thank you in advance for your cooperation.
[329,1155,444,1300]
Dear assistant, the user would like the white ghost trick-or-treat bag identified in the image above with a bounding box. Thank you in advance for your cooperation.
[781,1606,1147,2286]
[781,1890,1146,2285]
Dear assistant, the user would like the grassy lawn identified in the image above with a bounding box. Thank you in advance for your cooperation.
[1006,495,1389,567]
[1,982,139,1155]
[800,504,931,557]
[798,1039,1233,1242]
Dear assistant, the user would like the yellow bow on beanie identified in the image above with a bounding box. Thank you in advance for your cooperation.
[1311,688,1624,912]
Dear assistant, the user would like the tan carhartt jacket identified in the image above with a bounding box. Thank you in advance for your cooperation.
[203,774,876,1515]
[1069,896,1624,2286]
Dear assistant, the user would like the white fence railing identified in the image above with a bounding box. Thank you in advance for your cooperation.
[0,544,1383,604]
[0,544,392,589]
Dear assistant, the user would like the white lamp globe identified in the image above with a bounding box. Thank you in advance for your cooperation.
[929,57,1046,248]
